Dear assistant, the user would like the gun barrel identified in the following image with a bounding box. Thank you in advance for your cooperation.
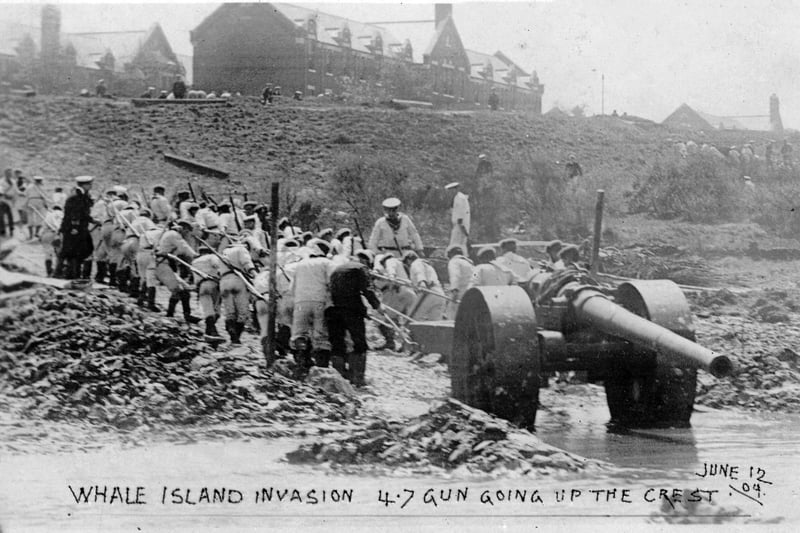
[571,289,734,378]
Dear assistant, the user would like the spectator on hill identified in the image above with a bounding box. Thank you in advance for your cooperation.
[95,79,107,97]
[261,84,274,105]
[488,89,499,111]
[172,76,187,99]
[565,154,583,179]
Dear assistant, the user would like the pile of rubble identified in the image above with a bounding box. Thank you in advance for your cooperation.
[601,245,720,286]
[286,399,596,476]
[694,310,800,412]
[0,288,357,430]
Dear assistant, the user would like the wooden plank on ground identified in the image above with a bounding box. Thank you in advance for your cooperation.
[163,152,230,179]
[131,98,229,107]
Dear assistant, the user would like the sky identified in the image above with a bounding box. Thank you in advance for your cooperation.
[1,0,798,128]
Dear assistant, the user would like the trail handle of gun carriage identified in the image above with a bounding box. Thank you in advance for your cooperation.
[1,175,735,432]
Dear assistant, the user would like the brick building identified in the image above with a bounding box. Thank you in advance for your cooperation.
[191,3,544,112]
[0,4,185,95]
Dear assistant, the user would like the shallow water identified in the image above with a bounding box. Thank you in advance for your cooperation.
[2,395,797,531]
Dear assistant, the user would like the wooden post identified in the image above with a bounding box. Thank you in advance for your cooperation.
[264,182,280,366]
[591,189,604,275]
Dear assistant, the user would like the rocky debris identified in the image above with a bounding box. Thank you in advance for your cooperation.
[0,288,358,430]
[286,398,597,476]
[602,245,720,286]
[694,314,800,412]
[305,367,356,396]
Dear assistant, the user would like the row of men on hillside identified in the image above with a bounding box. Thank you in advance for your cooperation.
[674,138,794,172]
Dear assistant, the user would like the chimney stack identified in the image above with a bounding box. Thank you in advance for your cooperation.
[435,4,453,27]
[41,4,61,60]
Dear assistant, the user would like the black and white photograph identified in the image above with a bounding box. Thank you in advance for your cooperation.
[0,0,798,530]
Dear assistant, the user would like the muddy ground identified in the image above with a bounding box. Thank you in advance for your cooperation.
[2,95,800,529]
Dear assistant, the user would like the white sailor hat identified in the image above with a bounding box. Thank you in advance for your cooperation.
[335,228,351,239]
[112,185,128,195]
[33,176,44,182]
[309,238,330,256]
[446,244,464,256]
[355,249,375,264]
[499,238,517,249]
[317,227,333,238]
[444,182,460,190]
[382,197,401,209]
[75,175,94,184]
[401,250,419,263]
[478,153,487,160]
[477,246,496,259]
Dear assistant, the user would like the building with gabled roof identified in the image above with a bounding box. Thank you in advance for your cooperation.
[191,2,544,112]
[1,4,185,95]
[662,103,714,131]
[663,98,781,132]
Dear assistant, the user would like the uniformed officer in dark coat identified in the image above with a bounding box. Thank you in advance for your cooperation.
[326,249,382,386]
[58,175,95,279]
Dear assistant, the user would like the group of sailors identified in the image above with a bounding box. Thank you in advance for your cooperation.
[30,176,584,385]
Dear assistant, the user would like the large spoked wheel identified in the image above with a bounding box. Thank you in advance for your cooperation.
[451,286,540,429]
[604,280,699,428]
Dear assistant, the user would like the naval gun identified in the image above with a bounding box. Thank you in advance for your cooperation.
[449,267,734,429]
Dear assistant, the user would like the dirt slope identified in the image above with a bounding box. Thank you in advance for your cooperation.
[2,94,774,197]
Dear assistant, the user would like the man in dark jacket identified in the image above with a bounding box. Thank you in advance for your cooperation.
[327,249,382,386]
[172,76,187,99]
[59,176,95,279]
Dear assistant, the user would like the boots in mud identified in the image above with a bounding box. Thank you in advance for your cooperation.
[93,260,107,283]
[53,257,65,279]
[107,262,118,286]
[291,336,314,379]
[136,282,147,307]
[81,260,93,280]
[116,267,129,293]
[226,318,242,345]
[331,354,347,378]
[165,292,179,318]
[377,324,395,351]
[180,290,201,324]
[146,286,160,312]
[350,352,367,387]
[128,276,140,298]
[204,316,224,343]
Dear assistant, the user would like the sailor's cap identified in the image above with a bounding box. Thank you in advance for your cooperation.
[75,175,94,184]
[382,197,401,209]
[444,182,460,190]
